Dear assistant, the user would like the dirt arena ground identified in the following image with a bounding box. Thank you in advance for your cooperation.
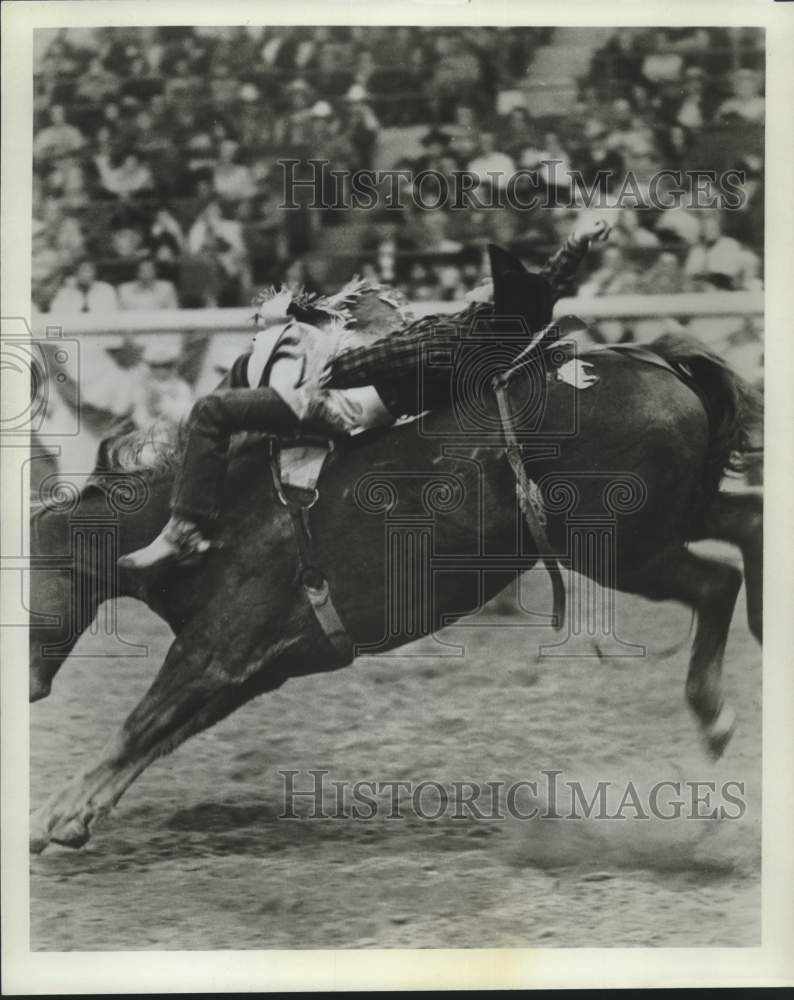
[31,547,761,950]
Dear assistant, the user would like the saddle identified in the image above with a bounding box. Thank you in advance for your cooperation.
[273,334,685,661]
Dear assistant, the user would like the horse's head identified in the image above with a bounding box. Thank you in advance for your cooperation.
[28,424,176,701]
[28,489,83,701]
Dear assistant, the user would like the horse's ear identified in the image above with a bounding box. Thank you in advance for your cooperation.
[487,243,528,280]
[488,243,554,335]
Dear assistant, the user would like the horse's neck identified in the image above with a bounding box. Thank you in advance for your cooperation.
[54,475,175,596]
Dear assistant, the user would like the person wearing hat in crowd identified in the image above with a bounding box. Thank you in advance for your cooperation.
[275,78,316,149]
[118,257,179,310]
[412,127,454,172]
[715,68,765,124]
[119,217,610,572]
[344,83,380,170]
[131,334,195,427]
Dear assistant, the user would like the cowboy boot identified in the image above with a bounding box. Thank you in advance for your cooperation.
[117,516,212,573]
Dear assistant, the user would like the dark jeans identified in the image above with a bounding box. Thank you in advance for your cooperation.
[171,386,298,523]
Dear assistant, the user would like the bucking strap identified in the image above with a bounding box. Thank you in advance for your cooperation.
[492,371,566,632]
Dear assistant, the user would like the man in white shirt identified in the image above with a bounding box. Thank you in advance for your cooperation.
[118,258,179,310]
[684,215,759,291]
[467,132,516,191]
[32,105,86,162]
[49,260,119,313]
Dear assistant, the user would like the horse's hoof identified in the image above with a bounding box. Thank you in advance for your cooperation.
[29,828,50,854]
[703,705,736,760]
[49,817,90,850]
[29,674,52,703]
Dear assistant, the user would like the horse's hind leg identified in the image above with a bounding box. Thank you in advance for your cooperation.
[698,489,763,643]
[619,546,742,759]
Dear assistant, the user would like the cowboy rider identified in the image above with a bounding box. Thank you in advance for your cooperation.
[119,217,611,573]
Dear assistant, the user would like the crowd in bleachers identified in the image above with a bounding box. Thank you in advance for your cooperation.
[33,25,764,313]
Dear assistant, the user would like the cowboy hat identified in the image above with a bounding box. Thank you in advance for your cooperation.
[487,244,554,336]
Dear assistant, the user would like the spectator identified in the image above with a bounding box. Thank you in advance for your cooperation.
[343,85,381,171]
[573,124,626,199]
[517,131,574,198]
[148,208,186,281]
[611,208,660,251]
[640,250,687,294]
[721,155,764,257]
[587,29,645,96]
[684,214,760,291]
[212,139,257,203]
[242,192,289,286]
[187,200,250,306]
[313,40,356,98]
[351,48,377,92]
[49,259,119,313]
[404,262,442,301]
[130,335,195,427]
[94,150,155,201]
[413,128,453,173]
[33,197,85,264]
[163,57,204,102]
[74,56,120,106]
[102,224,150,285]
[118,258,179,310]
[467,132,516,192]
[432,33,483,120]
[578,245,641,296]
[33,105,86,161]
[43,153,89,210]
[444,104,479,162]
[209,63,242,107]
[674,67,709,129]
[640,30,684,88]
[275,78,316,149]
[32,223,64,311]
[604,98,658,176]
[119,55,163,104]
[498,105,536,163]
[655,199,703,249]
[715,68,765,124]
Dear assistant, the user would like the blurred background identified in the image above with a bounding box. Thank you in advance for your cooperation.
[30,25,764,475]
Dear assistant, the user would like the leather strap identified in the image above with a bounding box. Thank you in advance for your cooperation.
[492,368,566,632]
[270,441,354,664]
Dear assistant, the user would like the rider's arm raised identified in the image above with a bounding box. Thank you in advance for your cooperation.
[538,219,611,302]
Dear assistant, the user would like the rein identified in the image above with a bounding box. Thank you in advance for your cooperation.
[491,344,566,632]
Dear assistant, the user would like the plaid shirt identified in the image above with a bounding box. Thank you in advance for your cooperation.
[324,236,589,396]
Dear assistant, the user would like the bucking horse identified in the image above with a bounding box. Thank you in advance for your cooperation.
[28,281,762,852]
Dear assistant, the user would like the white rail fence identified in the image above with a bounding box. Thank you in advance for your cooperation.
[32,291,764,339]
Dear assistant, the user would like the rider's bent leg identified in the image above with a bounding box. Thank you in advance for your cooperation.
[118,387,300,572]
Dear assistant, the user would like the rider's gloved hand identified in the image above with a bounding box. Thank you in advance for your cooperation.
[571,218,612,246]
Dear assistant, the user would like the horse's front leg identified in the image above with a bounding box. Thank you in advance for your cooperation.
[30,621,313,853]
[618,545,742,759]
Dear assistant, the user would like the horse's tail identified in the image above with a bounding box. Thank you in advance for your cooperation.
[647,332,763,492]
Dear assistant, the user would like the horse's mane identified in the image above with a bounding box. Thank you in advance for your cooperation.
[92,417,188,484]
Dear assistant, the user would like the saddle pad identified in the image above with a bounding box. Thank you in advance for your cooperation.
[279,442,332,493]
